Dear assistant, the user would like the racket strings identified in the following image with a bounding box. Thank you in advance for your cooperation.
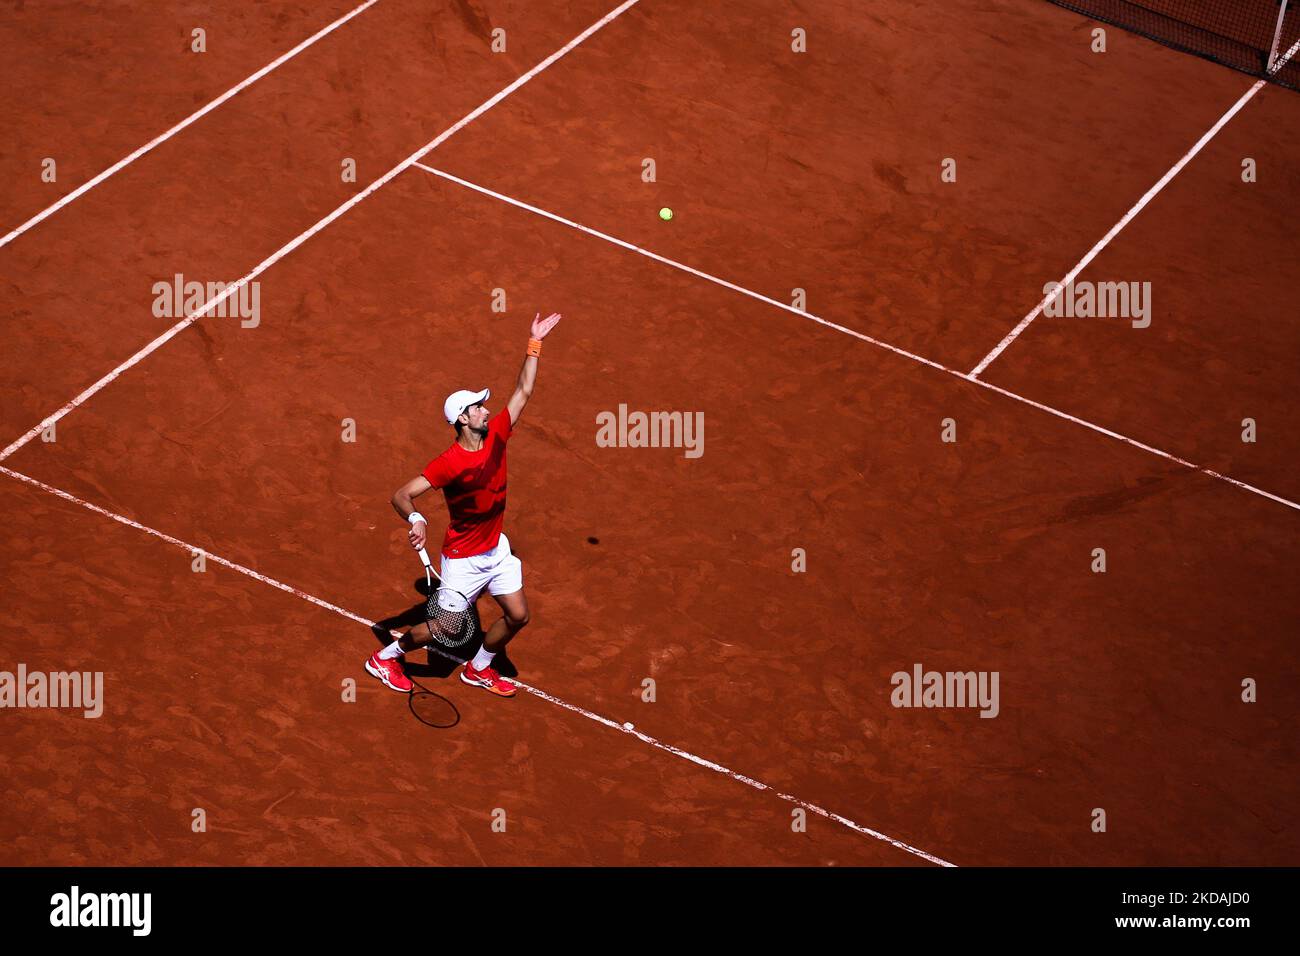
[424,589,480,648]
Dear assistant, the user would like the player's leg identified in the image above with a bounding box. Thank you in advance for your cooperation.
[364,640,414,693]
[461,536,525,697]
[366,552,487,693]
[367,622,435,692]
[461,588,525,698]
[482,588,529,653]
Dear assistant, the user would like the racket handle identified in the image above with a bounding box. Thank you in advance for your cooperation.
[417,547,441,584]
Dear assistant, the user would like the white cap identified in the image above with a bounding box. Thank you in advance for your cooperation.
[443,387,490,425]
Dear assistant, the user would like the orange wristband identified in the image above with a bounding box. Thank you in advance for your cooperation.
[527,337,543,357]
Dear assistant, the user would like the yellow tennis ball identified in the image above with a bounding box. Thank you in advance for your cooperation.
[659,207,673,221]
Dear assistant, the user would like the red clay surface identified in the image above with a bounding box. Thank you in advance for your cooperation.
[983,86,1300,500]
[425,0,1263,371]
[0,0,618,441]
[0,476,920,866]
[1,0,1298,867]
[0,0,367,228]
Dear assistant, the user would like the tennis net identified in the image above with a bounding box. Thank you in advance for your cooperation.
[1045,1,1300,91]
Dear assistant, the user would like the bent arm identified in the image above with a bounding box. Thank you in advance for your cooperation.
[392,475,433,550]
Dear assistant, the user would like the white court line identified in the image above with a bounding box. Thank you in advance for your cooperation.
[0,0,644,463]
[0,462,954,867]
[969,36,1300,378]
[968,81,1265,377]
[414,164,1300,514]
[1267,1,1291,71]
[968,377,1300,512]
[416,164,955,373]
[0,0,382,250]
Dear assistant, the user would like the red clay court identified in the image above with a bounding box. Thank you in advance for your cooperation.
[1,0,1297,867]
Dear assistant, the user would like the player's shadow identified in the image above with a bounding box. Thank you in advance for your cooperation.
[371,592,518,680]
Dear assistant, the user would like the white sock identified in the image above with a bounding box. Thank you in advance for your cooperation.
[378,640,405,661]
[471,646,496,671]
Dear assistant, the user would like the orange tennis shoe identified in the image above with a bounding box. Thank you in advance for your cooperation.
[365,652,413,693]
[460,662,517,697]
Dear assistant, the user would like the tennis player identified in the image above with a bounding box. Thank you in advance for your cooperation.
[365,312,562,697]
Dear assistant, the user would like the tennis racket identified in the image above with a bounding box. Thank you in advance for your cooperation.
[416,547,481,649]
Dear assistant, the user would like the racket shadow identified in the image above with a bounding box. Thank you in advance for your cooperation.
[407,679,461,729]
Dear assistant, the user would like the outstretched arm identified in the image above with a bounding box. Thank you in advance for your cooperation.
[392,475,433,550]
[507,311,561,426]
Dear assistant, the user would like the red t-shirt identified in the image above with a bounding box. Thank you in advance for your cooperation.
[422,409,513,559]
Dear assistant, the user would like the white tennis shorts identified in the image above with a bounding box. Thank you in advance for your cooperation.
[439,532,523,602]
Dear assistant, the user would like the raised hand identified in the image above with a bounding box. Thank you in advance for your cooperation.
[531,312,562,339]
